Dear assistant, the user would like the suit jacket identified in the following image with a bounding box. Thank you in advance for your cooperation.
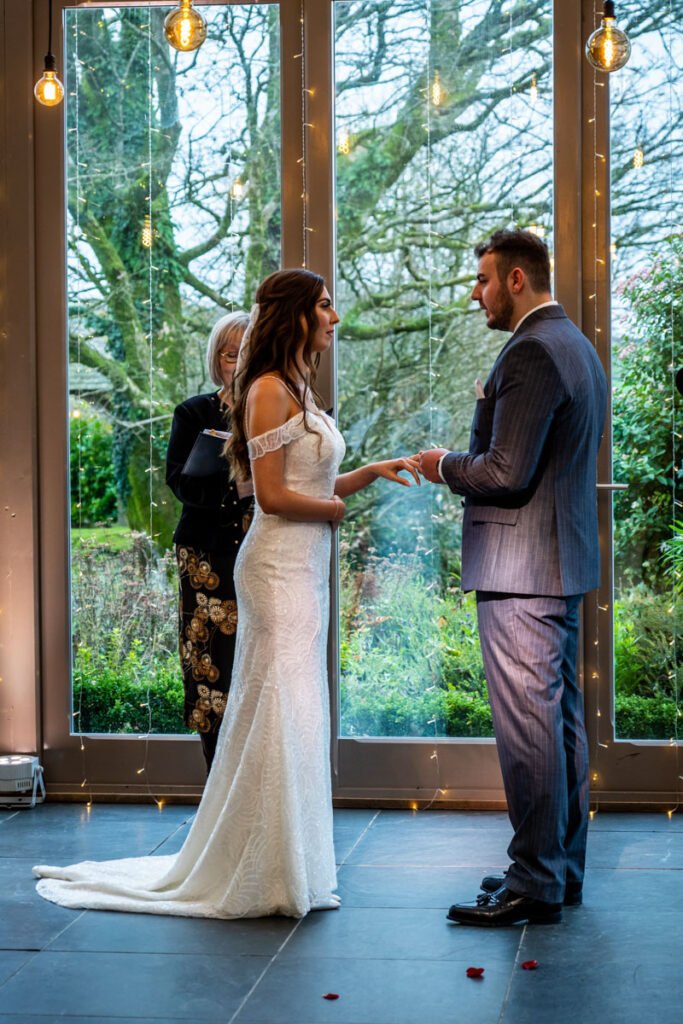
[440,305,607,596]
[166,392,251,554]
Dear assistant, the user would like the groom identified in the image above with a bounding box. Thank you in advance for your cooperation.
[420,229,607,926]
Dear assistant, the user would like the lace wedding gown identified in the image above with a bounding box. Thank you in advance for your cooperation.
[34,407,346,918]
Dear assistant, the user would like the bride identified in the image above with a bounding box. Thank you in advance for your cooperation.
[34,268,420,919]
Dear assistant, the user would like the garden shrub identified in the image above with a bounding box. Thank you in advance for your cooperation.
[74,642,189,734]
[340,552,486,737]
[614,693,678,740]
[70,411,118,526]
[614,587,680,699]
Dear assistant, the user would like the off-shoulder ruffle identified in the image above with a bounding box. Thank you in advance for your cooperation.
[247,413,309,461]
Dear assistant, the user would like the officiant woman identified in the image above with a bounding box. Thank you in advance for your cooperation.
[166,311,253,773]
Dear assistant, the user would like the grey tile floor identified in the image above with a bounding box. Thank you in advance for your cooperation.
[1,804,682,1023]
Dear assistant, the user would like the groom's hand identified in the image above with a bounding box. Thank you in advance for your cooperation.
[418,448,449,484]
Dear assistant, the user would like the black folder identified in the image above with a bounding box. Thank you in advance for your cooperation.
[181,430,230,478]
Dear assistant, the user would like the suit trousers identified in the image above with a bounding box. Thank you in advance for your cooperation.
[476,592,589,904]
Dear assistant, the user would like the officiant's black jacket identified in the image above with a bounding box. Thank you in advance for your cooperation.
[166,392,250,553]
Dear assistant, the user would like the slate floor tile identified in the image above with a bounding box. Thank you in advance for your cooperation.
[333,809,379,829]
[335,864,509,909]
[586,828,683,869]
[519,907,682,964]
[0,952,37,989]
[370,809,510,831]
[587,811,683,833]
[47,908,295,955]
[0,858,80,952]
[0,951,268,1020]
[236,956,511,1024]
[346,824,509,867]
[572,867,683,908]
[0,1018,193,1024]
[0,807,193,861]
[502,957,683,1024]
[334,827,368,865]
[282,906,523,963]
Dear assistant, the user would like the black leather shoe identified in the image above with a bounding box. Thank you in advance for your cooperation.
[480,873,583,907]
[480,871,508,893]
[447,886,562,927]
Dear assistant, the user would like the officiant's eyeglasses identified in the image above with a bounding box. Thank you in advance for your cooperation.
[219,351,239,363]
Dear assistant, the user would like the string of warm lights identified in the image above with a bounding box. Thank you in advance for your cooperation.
[421,1,443,811]
[137,13,164,811]
[666,0,681,815]
[587,0,609,820]
[296,0,309,268]
[69,10,93,811]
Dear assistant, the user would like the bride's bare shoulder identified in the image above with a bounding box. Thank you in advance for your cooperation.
[245,376,299,438]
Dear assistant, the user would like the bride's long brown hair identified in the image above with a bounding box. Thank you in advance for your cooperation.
[227,268,326,481]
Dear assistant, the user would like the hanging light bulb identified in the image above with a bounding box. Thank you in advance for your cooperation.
[337,128,350,156]
[431,70,444,107]
[141,214,153,249]
[529,73,538,104]
[585,1,631,73]
[230,178,244,200]
[164,0,207,53]
[34,0,64,107]
[633,145,644,169]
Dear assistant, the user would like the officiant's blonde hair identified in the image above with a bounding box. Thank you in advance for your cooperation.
[207,311,250,388]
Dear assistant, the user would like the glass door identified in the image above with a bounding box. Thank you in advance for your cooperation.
[40,0,282,796]
[333,0,554,800]
[578,0,682,809]
[610,2,682,748]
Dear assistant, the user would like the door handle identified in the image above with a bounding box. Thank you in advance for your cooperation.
[596,483,627,491]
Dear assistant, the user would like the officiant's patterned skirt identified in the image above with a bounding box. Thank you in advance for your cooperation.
[176,546,241,771]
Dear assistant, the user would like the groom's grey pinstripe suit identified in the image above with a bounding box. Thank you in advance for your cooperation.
[440,304,607,904]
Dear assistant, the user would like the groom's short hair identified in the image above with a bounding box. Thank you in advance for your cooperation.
[474,229,551,294]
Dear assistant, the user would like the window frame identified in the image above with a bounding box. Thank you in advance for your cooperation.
[10,0,678,804]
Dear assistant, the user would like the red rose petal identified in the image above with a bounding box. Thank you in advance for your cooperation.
[466,967,485,979]
[521,960,539,971]
[322,993,340,1000]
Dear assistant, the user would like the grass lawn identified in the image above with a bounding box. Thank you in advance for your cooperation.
[71,525,136,553]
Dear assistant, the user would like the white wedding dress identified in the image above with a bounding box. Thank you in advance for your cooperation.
[34,407,346,918]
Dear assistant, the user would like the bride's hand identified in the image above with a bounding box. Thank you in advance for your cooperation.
[329,494,346,532]
[369,457,421,487]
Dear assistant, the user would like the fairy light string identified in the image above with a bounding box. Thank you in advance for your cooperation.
[667,0,681,813]
[69,7,93,810]
[588,0,611,819]
[423,0,442,807]
[296,0,309,268]
[135,5,164,809]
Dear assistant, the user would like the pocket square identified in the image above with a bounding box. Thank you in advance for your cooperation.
[474,377,486,400]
